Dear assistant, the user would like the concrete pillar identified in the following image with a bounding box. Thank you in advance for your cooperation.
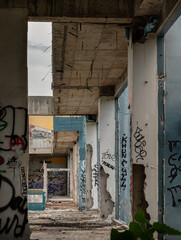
[86,122,98,209]
[73,143,79,204]
[69,151,73,198]
[98,96,115,218]
[0,9,30,240]
[43,161,48,202]
[128,36,158,223]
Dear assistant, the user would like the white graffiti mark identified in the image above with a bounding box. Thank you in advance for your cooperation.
[80,160,86,201]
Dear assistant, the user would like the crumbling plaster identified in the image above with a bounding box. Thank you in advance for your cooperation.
[130,36,158,223]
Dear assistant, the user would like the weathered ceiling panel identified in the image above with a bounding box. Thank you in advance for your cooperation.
[52,23,128,115]
[54,131,78,154]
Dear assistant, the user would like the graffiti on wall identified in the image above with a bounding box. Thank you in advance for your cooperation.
[48,171,67,196]
[0,106,27,152]
[29,125,53,139]
[80,160,86,201]
[0,173,28,237]
[93,163,99,187]
[167,140,181,207]
[0,105,28,237]
[133,124,147,162]
[29,170,43,189]
[102,150,115,170]
[121,134,128,190]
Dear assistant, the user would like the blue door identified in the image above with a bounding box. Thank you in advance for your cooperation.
[164,16,181,233]
[118,86,131,224]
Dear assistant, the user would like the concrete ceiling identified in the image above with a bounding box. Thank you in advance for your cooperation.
[52,23,128,115]
[54,131,79,154]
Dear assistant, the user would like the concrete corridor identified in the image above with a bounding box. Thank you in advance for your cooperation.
[29,201,124,240]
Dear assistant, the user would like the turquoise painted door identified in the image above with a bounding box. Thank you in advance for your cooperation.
[118,87,131,224]
[164,16,181,234]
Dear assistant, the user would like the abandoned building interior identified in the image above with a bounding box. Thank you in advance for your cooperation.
[0,1,181,240]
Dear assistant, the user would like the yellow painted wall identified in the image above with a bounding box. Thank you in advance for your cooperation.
[29,116,53,130]
[31,157,66,164]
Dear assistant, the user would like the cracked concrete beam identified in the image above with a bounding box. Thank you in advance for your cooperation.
[0,0,134,20]
[99,85,115,97]
[135,0,165,16]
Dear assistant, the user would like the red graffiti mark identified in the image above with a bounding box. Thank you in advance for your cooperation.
[29,125,34,138]
[0,108,5,117]
[0,156,4,165]
[10,136,26,150]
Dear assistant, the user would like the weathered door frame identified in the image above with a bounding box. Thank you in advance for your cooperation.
[157,3,181,236]
[115,82,131,224]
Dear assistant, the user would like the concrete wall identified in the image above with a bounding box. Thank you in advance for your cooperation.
[98,96,115,218]
[28,96,53,115]
[0,9,30,239]
[86,122,98,209]
[29,158,67,196]
[130,36,158,223]
[29,116,53,130]
[29,125,54,154]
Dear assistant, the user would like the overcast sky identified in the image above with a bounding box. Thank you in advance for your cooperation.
[28,22,52,96]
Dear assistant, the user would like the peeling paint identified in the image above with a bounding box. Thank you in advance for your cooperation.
[100,166,114,218]
[86,144,93,209]
[133,164,150,220]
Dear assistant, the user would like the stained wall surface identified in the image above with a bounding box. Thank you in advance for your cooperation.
[98,96,115,218]
[130,36,158,223]
[86,122,98,209]
[0,9,30,239]
[164,16,181,232]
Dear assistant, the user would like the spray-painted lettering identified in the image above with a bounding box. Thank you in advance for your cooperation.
[133,125,147,162]
[80,161,86,201]
[102,150,115,161]
[92,164,99,187]
[0,106,27,152]
[167,140,181,207]
[167,185,181,207]
[121,134,128,190]
[0,174,28,237]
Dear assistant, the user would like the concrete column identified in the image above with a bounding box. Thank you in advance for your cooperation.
[98,96,115,218]
[0,9,30,240]
[129,36,158,223]
[73,143,79,204]
[43,161,48,202]
[69,151,73,198]
[86,122,98,209]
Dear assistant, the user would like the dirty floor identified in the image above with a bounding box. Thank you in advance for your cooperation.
[29,201,124,240]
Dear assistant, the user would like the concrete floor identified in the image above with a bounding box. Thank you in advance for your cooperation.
[29,202,124,240]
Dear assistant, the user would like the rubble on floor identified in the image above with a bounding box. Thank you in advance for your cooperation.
[29,201,125,240]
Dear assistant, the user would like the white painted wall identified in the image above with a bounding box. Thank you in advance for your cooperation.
[0,9,30,239]
[130,36,158,223]
[98,96,115,204]
[86,122,98,209]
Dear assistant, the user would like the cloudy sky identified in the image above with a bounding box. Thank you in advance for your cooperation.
[28,22,52,96]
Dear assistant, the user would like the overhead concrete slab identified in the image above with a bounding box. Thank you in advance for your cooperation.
[52,23,128,115]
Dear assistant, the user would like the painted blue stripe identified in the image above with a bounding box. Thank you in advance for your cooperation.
[118,86,131,224]
[96,122,100,210]
[115,98,119,219]
[157,36,164,228]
